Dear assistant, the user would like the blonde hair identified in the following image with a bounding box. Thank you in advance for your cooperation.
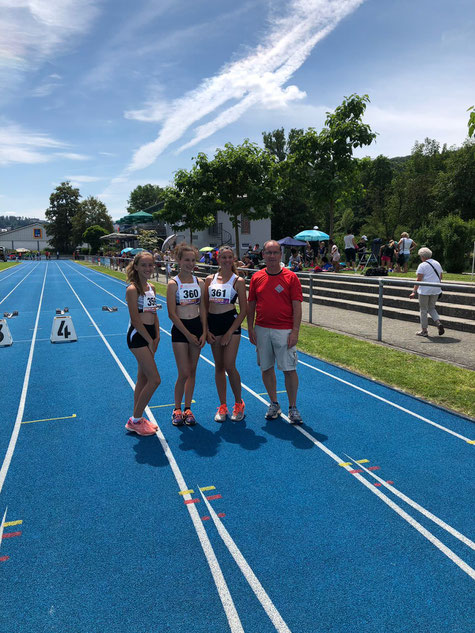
[173,242,199,264]
[125,251,153,296]
[401,232,409,238]
[217,245,238,275]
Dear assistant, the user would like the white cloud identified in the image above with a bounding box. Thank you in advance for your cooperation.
[0,121,65,165]
[56,152,91,161]
[0,0,100,94]
[65,175,103,182]
[126,0,366,172]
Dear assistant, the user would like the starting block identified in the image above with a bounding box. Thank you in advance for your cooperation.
[0,318,13,347]
[102,306,118,312]
[55,307,69,315]
[3,311,18,318]
[51,314,77,343]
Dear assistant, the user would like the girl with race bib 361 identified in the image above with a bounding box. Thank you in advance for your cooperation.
[204,246,247,422]
[166,243,207,426]
[125,251,160,436]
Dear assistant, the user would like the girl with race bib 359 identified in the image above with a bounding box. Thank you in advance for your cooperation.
[166,243,207,426]
[125,251,160,436]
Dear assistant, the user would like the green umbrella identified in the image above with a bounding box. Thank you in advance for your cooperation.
[118,211,154,224]
[199,246,215,252]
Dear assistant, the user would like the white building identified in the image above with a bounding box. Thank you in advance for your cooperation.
[172,211,271,255]
[0,222,52,252]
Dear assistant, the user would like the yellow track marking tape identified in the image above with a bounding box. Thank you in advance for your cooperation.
[356,459,370,464]
[4,520,22,527]
[22,414,77,425]
[178,489,194,496]
[199,486,216,492]
[149,400,195,410]
[257,390,286,396]
[338,462,352,467]
[467,440,475,444]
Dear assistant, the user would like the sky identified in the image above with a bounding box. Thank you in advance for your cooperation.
[0,0,474,222]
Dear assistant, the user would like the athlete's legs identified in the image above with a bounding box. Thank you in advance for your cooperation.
[184,344,201,408]
[210,340,227,404]
[223,335,242,403]
[172,342,190,408]
[131,347,161,417]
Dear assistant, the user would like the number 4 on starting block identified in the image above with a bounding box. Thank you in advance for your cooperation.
[0,318,13,347]
[51,315,78,343]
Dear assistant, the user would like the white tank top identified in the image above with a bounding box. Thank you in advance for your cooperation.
[137,283,157,312]
[174,275,201,305]
[208,272,238,305]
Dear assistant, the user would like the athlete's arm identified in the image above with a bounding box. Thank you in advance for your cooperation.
[198,279,207,348]
[204,275,216,344]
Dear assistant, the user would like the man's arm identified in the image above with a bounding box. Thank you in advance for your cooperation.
[247,300,257,345]
[288,300,302,348]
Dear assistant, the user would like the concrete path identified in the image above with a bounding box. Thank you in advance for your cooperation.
[301,301,475,371]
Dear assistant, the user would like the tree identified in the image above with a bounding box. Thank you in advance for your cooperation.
[71,196,113,247]
[432,142,475,221]
[198,140,277,257]
[127,184,164,213]
[159,168,218,243]
[83,225,109,254]
[468,106,475,138]
[290,94,377,236]
[440,215,473,273]
[45,182,81,253]
[137,229,162,251]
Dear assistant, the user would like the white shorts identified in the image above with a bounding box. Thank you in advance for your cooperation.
[255,325,298,372]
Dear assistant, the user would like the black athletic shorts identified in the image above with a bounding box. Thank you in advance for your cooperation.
[208,310,241,337]
[127,323,156,349]
[171,316,203,343]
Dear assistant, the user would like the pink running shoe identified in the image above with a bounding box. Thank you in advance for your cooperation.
[214,404,228,423]
[125,417,156,436]
[183,409,196,426]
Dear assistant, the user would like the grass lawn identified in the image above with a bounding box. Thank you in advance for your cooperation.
[0,262,19,271]
[80,262,475,418]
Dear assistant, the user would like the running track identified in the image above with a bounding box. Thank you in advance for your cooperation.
[1,261,474,633]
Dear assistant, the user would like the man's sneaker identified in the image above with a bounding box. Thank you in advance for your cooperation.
[172,409,184,426]
[288,406,303,425]
[125,417,156,436]
[265,402,281,419]
[438,323,445,336]
[231,400,245,422]
[183,409,196,426]
[214,404,228,423]
[416,330,429,337]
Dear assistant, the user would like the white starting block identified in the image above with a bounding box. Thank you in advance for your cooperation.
[51,314,77,343]
[0,318,13,347]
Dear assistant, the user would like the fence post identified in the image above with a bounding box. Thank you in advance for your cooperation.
[309,274,313,324]
[377,278,384,341]
[471,240,475,280]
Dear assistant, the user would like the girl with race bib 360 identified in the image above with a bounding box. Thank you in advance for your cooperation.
[166,243,207,426]
[204,246,247,422]
[125,251,160,436]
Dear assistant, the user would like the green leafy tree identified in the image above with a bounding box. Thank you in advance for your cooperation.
[159,168,218,244]
[45,181,81,253]
[83,225,109,254]
[440,215,473,273]
[290,94,377,236]
[137,229,162,251]
[468,106,475,138]
[127,184,164,213]
[198,140,277,257]
[71,196,113,247]
[432,142,475,221]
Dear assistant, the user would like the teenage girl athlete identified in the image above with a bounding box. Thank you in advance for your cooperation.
[204,246,247,422]
[125,251,161,436]
[167,243,207,426]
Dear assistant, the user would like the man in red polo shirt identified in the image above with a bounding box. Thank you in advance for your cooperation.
[247,239,304,424]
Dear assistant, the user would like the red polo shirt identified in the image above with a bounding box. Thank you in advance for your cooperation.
[248,268,303,329]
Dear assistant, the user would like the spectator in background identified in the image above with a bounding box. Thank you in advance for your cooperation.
[288,248,302,273]
[305,242,314,267]
[343,230,357,270]
[380,239,396,270]
[397,232,417,273]
[330,243,341,272]
[356,235,368,266]
[409,247,444,337]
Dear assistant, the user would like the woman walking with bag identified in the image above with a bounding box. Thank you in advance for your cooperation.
[409,247,445,337]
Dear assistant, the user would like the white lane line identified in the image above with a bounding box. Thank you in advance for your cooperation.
[0,263,40,306]
[0,265,48,496]
[65,263,475,579]
[0,507,7,551]
[0,266,24,283]
[344,454,475,551]
[56,264,245,633]
[199,490,292,633]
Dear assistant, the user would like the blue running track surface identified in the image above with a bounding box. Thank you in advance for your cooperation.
[1,261,474,633]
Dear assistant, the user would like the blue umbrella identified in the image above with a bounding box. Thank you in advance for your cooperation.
[121,247,133,254]
[278,236,307,247]
[294,229,330,241]
[130,248,145,255]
